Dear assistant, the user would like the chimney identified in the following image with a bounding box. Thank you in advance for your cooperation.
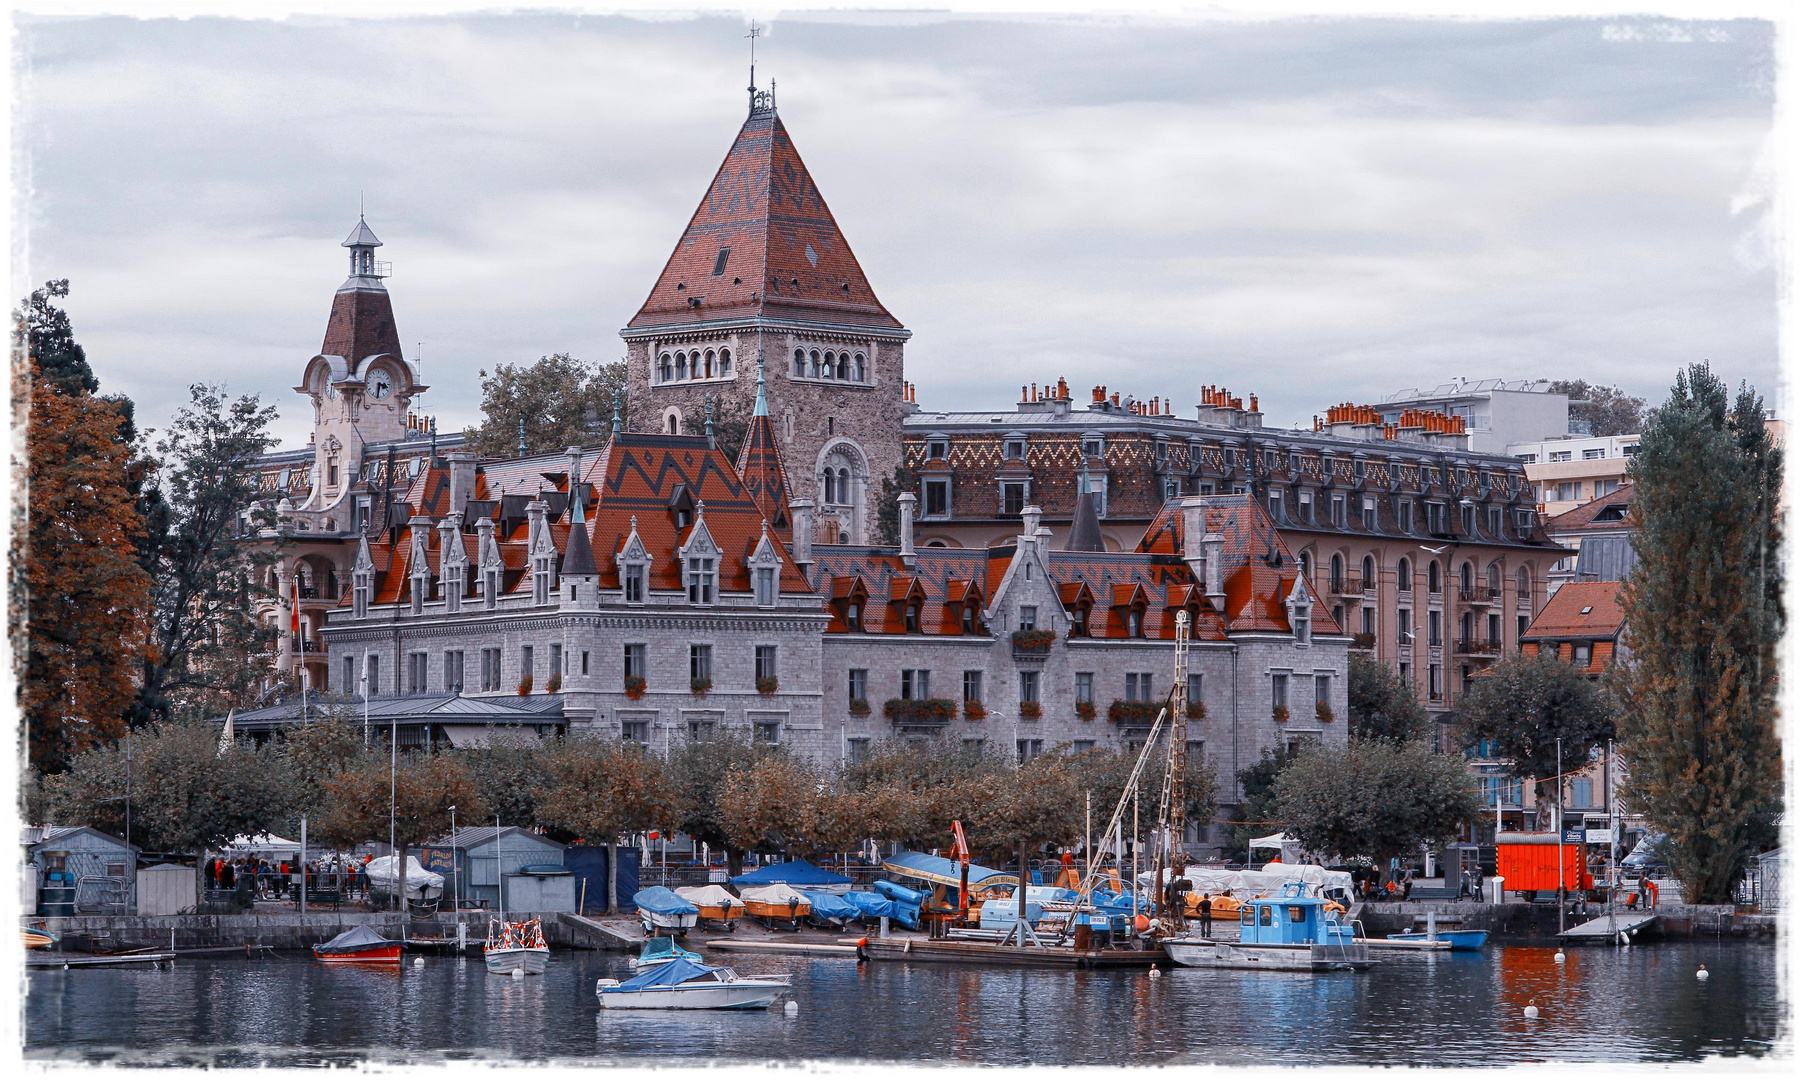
[446,452,478,521]
[897,491,917,568]
[1021,504,1043,539]
[789,497,815,581]
[1202,529,1226,614]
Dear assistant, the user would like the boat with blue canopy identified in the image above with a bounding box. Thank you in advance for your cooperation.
[1163,882,1375,971]
[632,886,700,935]
[882,850,1016,894]
[631,936,705,970]
[799,889,861,929]
[595,957,789,1010]
[730,859,853,894]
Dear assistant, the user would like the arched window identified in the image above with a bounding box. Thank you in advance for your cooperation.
[1361,555,1376,591]
[837,354,850,379]
[823,470,837,505]
[837,469,851,505]
[1330,554,1344,593]
[703,350,715,378]
[1517,567,1530,600]
[853,353,866,381]
[1299,551,1312,582]
[667,414,679,435]
[1398,558,1412,591]
[659,353,673,382]
[905,604,920,633]
[793,349,806,377]
[676,352,689,380]
[1487,564,1501,594]
[1128,608,1143,637]
[1428,561,1441,594]
[809,350,821,377]
[719,348,731,376]
[820,352,835,379]
[1460,562,1473,592]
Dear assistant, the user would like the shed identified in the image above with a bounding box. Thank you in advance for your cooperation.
[138,862,198,916]
[27,826,139,915]
[423,826,565,910]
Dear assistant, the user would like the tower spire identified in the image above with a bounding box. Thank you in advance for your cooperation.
[754,357,768,417]
[747,21,760,114]
[610,390,623,437]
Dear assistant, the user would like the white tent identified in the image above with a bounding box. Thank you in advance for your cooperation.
[1248,833,1294,850]
[223,833,302,857]
[365,855,445,901]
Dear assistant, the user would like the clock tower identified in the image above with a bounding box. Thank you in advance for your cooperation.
[296,216,426,517]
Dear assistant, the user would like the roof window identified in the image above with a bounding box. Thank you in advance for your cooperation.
[713,248,731,276]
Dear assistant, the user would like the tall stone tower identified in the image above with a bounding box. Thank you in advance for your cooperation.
[621,86,909,546]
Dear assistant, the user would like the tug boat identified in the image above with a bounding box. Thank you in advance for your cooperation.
[484,917,550,976]
[313,924,404,965]
[596,957,789,1010]
[1163,882,1376,972]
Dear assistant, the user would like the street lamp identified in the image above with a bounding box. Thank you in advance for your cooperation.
[448,805,458,909]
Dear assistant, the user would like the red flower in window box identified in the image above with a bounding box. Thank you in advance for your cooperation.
[1316,701,1335,722]
[1019,700,1042,720]
[964,699,986,721]
[517,674,533,696]
[1186,700,1207,720]
[691,676,713,696]
[756,676,779,695]
[623,675,646,700]
[848,697,870,717]
[1075,700,1096,722]
[1272,704,1290,723]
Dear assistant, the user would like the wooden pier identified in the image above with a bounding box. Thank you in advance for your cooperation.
[859,936,1165,968]
[28,950,177,968]
[704,938,861,957]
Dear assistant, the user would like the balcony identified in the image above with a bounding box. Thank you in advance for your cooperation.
[1457,587,1500,606]
[1350,632,1376,651]
[883,698,957,727]
[1329,578,1369,598]
[1454,639,1503,657]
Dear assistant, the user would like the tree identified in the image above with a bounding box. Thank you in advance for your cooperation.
[1610,363,1782,903]
[1548,379,1647,438]
[20,280,97,396]
[844,738,1007,849]
[44,721,289,856]
[717,751,814,855]
[462,354,626,457]
[459,729,550,834]
[1274,739,1480,878]
[274,710,367,836]
[535,736,684,912]
[1347,653,1431,744]
[132,383,282,726]
[874,463,920,546]
[1225,744,1297,852]
[1454,651,1614,819]
[1049,745,1217,853]
[18,364,156,772]
[667,730,775,877]
[315,750,485,909]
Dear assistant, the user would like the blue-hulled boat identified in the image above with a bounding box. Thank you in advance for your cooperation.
[799,889,862,929]
[1387,929,1489,951]
[1164,882,1376,971]
[631,936,705,969]
[871,878,925,930]
[843,890,898,924]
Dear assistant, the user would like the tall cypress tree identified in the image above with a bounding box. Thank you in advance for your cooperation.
[1610,363,1782,903]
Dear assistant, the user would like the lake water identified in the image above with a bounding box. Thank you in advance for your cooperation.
[24,941,1786,1066]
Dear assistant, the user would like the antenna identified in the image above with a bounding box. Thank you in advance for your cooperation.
[747,21,760,106]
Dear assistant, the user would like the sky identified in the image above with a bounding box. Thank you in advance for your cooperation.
[13,7,1783,452]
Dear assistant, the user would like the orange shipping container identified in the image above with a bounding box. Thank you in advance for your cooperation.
[1495,833,1593,892]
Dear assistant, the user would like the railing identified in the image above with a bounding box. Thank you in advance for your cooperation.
[1329,578,1365,597]
[1454,639,1503,656]
[1457,587,1500,604]
[1350,633,1376,650]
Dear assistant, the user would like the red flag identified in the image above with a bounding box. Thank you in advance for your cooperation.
[291,574,301,663]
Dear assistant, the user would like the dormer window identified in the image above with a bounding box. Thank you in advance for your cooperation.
[1083,436,1104,459]
[904,604,921,633]
[624,564,645,604]
[961,606,976,634]
[1127,609,1143,637]
[927,438,948,461]
[686,557,716,605]
[1004,439,1026,460]
[754,566,775,607]
[846,602,863,632]
[1069,607,1089,637]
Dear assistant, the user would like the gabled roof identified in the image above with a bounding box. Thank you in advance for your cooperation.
[1522,581,1626,641]
[1546,485,1637,533]
[625,110,903,333]
[1137,494,1339,635]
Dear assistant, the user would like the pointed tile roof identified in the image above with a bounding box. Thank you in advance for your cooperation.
[626,110,903,333]
[735,405,794,541]
[1066,492,1105,551]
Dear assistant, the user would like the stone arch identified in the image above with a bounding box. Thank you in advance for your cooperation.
[661,406,683,435]
[815,438,872,544]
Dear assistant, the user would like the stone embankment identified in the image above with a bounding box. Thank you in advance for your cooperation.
[1353,900,1774,941]
[23,911,613,954]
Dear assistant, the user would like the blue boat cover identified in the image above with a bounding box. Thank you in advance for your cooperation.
[632,886,699,916]
[638,937,702,962]
[872,878,925,906]
[611,956,717,991]
[729,859,852,888]
[881,850,1016,890]
[800,890,860,919]
[843,891,896,919]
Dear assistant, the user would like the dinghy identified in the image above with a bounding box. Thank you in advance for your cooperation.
[484,917,549,975]
[596,957,788,1010]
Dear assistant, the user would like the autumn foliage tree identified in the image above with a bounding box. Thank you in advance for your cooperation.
[1611,364,1782,903]
[535,736,684,912]
[717,754,869,865]
[315,750,485,908]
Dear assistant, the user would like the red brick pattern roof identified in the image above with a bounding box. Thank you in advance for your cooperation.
[1137,495,1340,634]
[320,287,403,362]
[734,412,794,541]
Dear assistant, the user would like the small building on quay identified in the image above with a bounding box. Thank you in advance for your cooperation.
[24,826,139,916]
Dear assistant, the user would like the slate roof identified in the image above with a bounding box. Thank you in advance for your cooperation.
[220,693,565,730]
[735,409,794,541]
[625,110,903,332]
[320,288,402,365]
[1522,581,1626,641]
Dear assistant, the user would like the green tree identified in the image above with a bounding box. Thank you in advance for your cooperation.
[1225,744,1297,852]
[874,463,920,546]
[21,279,97,396]
[535,736,684,912]
[133,383,282,726]
[1610,363,1782,903]
[667,730,777,876]
[459,729,550,833]
[1347,653,1431,744]
[1548,379,1648,438]
[314,749,485,908]
[1275,739,1479,878]
[1454,651,1614,819]
[462,353,625,457]
[274,710,367,836]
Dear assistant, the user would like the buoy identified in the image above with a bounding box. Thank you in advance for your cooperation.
[1618,932,1630,946]
[1696,965,1709,981]
[784,1000,799,1015]
[1553,949,1565,963]
[1148,968,1161,979]
[414,956,425,967]
[1524,1003,1539,1019]
[513,967,525,979]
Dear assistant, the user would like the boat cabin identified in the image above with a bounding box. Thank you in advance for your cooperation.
[1238,882,1355,946]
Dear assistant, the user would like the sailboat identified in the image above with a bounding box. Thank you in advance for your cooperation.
[483,818,549,975]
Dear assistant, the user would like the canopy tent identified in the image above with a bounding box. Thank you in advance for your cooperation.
[729,859,853,894]
[1248,833,1294,850]
[881,850,1017,892]
[1136,863,1353,903]
[223,833,303,857]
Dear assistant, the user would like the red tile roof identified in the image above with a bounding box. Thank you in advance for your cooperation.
[1136,495,1339,634]
[735,411,794,541]
[1545,485,1637,532]
[1522,581,1626,641]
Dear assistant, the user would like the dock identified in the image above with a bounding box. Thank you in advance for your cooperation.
[556,912,644,951]
[704,938,860,956]
[860,937,1164,968]
[28,950,177,968]
[1354,937,1452,951]
[1559,911,1658,942]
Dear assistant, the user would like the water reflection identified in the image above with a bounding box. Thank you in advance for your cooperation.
[25,943,1783,1066]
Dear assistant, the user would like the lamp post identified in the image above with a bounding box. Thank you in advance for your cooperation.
[449,805,458,910]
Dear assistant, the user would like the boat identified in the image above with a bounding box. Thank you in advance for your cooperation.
[1163,882,1376,972]
[739,883,811,930]
[630,935,705,970]
[22,927,59,950]
[313,924,404,965]
[799,889,861,930]
[1386,929,1489,951]
[674,884,745,929]
[869,879,923,930]
[730,858,854,895]
[596,957,789,1010]
[484,917,550,975]
[843,890,898,926]
[633,886,700,935]
[363,854,446,902]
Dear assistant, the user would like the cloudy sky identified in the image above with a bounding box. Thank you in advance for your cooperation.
[15,7,1781,451]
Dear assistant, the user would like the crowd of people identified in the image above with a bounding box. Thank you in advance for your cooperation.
[203,853,376,903]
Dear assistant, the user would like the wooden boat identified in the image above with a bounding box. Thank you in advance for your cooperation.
[674,884,744,929]
[1163,883,1375,972]
[484,917,549,975]
[596,957,788,1010]
[739,883,810,930]
[22,927,59,950]
[631,936,704,970]
[1387,929,1489,951]
[313,925,404,965]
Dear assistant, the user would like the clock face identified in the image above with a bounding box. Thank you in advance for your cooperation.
[368,368,393,401]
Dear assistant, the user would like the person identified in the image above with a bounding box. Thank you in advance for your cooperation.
[220,860,236,890]
[1198,894,1213,939]
[1402,868,1414,901]
[1165,863,1192,930]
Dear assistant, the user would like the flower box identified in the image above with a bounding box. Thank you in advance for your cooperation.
[517,674,533,696]
[691,676,713,696]
[1010,628,1056,651]
[1075,699,1096,722]
[545,673,562,693]
[848,697,870,717]
[964,699,986,721]
[756,675,779,695]
[883,698,957,725]
[1019,700,1042,719]
[623,675,646,700]
[1186,699,1207,720]
[1273,704,1290,723]
[1108,699,1159,725]
[1316,701,1335,722]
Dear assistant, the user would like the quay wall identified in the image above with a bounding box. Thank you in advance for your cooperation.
[23,911,593,953]
[1355,901,1773,941]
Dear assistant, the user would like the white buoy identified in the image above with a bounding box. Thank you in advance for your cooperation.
[513,967,525,979]
[1524,1003,1539,1019]
[1148,968,1161,979]
[1553,949,1565,963]
[1696,965,1709,981]
[414,956,425,967]
[784,999,799,1015]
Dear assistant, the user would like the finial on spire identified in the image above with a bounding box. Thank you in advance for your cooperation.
[517,417,527,456]
[704,393,717,449]
[610,390,623,437]
[570,450,585,524]
[746,21,775,117]
[754,357,768,417]
[428,416,438,462]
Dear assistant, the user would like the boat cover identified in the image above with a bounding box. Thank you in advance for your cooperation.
[639,937,703,962]
[364,855,445,899]
[871,878,925,906]
[843,891,896,920]
[674,884,744,910]
[317,925,396,951]
[633,886,700,916]
[730,859,852,892]
[740,883,811,906]
[882,850,1016,891]
[612,956,719,991]
[799,890,860,920]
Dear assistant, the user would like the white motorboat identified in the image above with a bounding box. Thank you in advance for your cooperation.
[484,917,550,975]
[596,957,789,1010]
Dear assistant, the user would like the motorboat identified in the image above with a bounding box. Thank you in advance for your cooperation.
[313,924,403,965]
[596,957,789,1010]
[799,889,861,930]
[22,927,59,950]
[484,917,550,975]
[730,859,854,895]
[1387,929,1489,951]
[1163,882,1375,972]
[633,886,700,935]
[739,883,811,930]
[631,936,705,970]
[674,884,744,929]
